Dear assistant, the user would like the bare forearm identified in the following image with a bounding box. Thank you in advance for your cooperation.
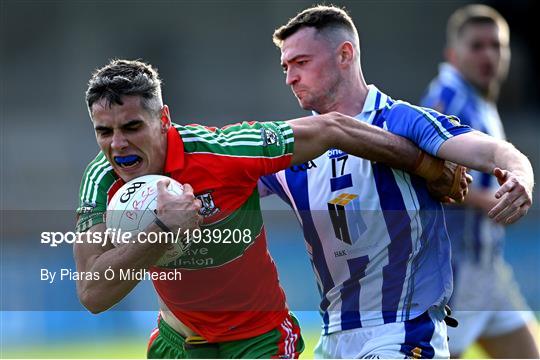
[289,112,421,171]
[466,137,531,180]
[492,142,534,189]
[75,225,169,313]
[438,132,534,189]
[77,247,143,313]
[437,131,534,224]
[326,113,421,171]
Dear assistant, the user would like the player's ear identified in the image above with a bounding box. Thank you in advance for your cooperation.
[160,105,171,132]
[338,42,355,68]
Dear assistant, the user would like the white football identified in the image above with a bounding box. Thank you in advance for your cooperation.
[106,174,186,267]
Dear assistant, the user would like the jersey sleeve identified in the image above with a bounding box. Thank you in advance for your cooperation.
[76,153,117,232]
[181,121,294,184]
[383,101,472,156]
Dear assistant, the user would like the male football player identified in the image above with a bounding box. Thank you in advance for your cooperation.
[422,5,539,358]
[75,59,471,358]
[260,5,534,358]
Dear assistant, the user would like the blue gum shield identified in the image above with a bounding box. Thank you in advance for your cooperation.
[114,155,140,165]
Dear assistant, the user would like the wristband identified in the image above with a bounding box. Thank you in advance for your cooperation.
[413,151,444,182]
[153,216,173,233]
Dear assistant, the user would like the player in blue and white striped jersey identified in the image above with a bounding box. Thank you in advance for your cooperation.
[261,5,534,359]
[421,5,539,358]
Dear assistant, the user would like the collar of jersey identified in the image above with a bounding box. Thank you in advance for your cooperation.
[163,124,185,173]
[361,85,388,114]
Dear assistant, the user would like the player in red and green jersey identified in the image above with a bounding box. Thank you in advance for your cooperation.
[79,120,302,357]
[74,59,469,358]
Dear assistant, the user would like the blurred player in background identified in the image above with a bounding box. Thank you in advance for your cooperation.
[260,5,534,359]
[75,59,468,358]
[421,4,539,358]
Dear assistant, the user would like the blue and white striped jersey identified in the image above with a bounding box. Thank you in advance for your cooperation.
[421,63,505,265]
[260,85,471,334]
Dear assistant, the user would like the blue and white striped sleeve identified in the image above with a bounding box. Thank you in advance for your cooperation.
[384,102,472,156]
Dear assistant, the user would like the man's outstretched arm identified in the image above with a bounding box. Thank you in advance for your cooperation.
[437,130,534,224]
[286,112,469,201]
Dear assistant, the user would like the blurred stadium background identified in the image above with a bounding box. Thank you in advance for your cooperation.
[1,0,538,358]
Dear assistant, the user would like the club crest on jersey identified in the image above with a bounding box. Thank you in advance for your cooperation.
[447,115,461,127]
[196,191,220,217]
[327,148,347,159]
[327,193,367,245]
[261,128,279,147]
[410,347,423,359]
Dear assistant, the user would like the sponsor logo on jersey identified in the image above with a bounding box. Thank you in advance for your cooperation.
[327,193,366,245]
[161,246,214,268]
[327,148,347,159]
[261,128,279,147]
[196,191,220,217]
[334,249,347,257]
[411,347,423,359]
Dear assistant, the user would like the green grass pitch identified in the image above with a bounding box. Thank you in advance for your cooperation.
[2,331,489,358]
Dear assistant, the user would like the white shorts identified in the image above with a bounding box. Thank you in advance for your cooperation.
[448,258,534,354]
[314,307,449,359]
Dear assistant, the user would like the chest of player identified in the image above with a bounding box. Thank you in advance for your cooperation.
[171,148,275,269]
[106,177,262,270]
[171,152,262,217]
[158,193,264,270]
[282,149,434,258]
[289,149,385,212]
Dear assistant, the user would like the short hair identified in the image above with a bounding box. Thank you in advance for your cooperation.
[86,59,163,116]
[273,5,360,54]
[447,4,509,47]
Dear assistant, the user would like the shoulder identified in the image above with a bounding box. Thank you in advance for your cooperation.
[424,74,477,118]
[425,82,457,111]
[77,153,117,231]
[386,99,453,122]
[178,121,293,157]
[383,99,426,120]
[81,153,117,185]
[79,153,118,199]
[385,99,467,136]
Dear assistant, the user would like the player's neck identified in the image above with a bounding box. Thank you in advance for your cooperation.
[327,77,369,116]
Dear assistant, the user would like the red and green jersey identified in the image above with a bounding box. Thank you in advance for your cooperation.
[76,121,295,342]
